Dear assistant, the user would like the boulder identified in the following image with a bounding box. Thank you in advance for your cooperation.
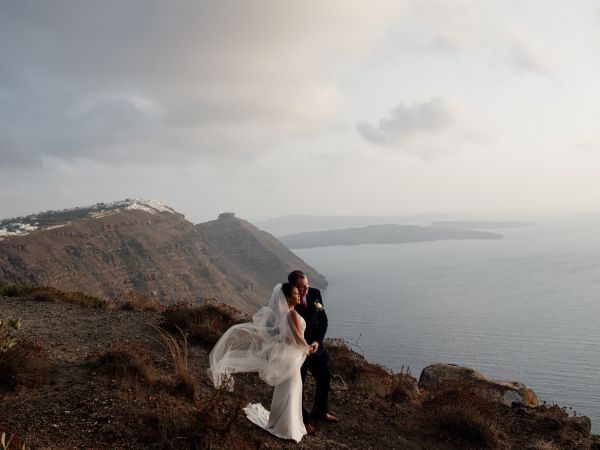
[419,363,539,407]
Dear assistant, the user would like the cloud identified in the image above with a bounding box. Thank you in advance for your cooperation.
[499,38,554,76]
[406,0,557,76]
[0,0,403,167]
[356,97,456,150]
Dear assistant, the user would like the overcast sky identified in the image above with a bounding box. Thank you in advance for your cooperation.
[2,0,600,223]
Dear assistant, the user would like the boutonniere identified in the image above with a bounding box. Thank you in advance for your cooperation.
[314,301,324,311]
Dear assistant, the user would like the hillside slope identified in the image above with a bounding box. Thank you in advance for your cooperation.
[1,296,597,450]
[197,212,327,301]
[0,200,325,312]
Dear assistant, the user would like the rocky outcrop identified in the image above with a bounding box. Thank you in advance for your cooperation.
[0,201,326,313]
[419,363,539,407]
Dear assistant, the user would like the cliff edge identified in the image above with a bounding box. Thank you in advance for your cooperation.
[0,200,325,313]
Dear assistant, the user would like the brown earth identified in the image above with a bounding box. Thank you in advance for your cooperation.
[1,295,599,450]
[0,209,326,314]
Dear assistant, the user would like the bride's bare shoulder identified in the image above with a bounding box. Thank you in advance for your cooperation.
[289,309,302,323]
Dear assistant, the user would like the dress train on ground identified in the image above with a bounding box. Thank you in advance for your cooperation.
[243,367,307,443]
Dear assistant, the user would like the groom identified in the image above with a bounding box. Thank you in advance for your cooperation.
[288,270,338,433]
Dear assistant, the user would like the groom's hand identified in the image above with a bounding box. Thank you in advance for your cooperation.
[309,342,319,353]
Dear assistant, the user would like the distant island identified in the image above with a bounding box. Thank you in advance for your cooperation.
[279,224,502,249]
[255,213,448,236]
[431,220,535,230]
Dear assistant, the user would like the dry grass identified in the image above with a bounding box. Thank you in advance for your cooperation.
[0,429,27,450]
[424,390,504,449]
[526,440,563,450]
[389,371,420,404]
[1,284,108,309]
[0,336,50,391]
[161,300,247,347]
[1,284,167,312]
[150,324,198,401]
[113,290,165,312]
[327,338,418,401]
[90,328,250,449]
[91,326,251,448]
[136,396,198,448]
[136,385,253,450]
[94,341,155,391]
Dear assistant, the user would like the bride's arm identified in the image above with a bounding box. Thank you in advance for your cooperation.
[289,310,311,353]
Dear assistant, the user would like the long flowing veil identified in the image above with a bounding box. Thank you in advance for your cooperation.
[208,283,309,389]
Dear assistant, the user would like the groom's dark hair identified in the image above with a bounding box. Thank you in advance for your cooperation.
[287,270,306,285]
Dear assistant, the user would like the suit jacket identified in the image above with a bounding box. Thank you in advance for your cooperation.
[295,287,328,348]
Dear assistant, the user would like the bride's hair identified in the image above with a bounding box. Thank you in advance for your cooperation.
[281,282,294,299]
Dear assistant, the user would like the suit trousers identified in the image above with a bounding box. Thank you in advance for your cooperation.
[300,347,331,421]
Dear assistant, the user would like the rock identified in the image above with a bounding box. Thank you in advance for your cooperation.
[418,363,539,407]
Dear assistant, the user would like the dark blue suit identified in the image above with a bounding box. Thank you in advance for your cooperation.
[295,287,331,420]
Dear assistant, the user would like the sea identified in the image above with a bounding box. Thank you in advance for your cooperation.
[294,218,600,431]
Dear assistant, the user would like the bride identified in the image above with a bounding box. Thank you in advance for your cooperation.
[208,282,313,443]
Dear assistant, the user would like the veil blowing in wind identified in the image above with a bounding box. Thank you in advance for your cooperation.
[208,283,309,390]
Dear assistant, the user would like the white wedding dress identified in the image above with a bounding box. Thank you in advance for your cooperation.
[243,314,307,443]
[208,284,310,443]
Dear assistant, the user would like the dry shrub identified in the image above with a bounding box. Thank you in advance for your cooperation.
[1,284,164,311]
[136,396,198,447]
[95,342,154,388]
[0,284,36,298]
[114,290,165,312]
[327,338,418,400]
[0,429,27,450]
[527,404,592,437]
[526,440,562,450]
[162,300,247,347]
[0,337,50,391]
[151,324,198,401]
[20,286,108,309]
[93,333,249,448]
[136,385,252,449]
[389,371,420,404]
[425,390,503,449]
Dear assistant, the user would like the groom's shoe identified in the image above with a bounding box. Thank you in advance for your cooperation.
[304,422,317,435]
[318,413,338,423]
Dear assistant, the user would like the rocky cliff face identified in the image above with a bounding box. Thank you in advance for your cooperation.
[197,212,327,301]
[0,200,326,312]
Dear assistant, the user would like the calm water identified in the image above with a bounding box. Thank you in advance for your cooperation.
[295,219,600,431]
